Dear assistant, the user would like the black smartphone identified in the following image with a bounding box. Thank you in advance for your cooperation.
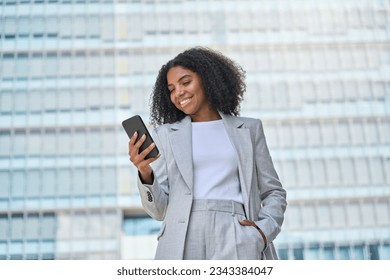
[122,115,159,159]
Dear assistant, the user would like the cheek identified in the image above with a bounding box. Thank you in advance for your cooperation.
[169,94,179,108]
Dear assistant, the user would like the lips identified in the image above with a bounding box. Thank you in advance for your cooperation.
[179,97,192,107]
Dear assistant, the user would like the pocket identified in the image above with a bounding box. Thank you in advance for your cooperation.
[237,217,264,247]
[246,224,264,247]
[234,215,263,259]
[157,222,166,241]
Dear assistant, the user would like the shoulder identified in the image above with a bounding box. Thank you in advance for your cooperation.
[232,115,263,129]
[152,123,171,141]
[152,116,189,135]
[153,123,171,133]
[239,116,262,124]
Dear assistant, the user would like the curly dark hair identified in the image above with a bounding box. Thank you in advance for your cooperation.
[149,47,246,126]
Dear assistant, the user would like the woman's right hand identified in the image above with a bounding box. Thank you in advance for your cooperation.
[128,132,160,184]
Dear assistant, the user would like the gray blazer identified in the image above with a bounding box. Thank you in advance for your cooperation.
[137,113,287,259]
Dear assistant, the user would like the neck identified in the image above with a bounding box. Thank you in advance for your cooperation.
[190,110,221,122]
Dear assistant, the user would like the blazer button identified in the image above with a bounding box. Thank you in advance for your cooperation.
[146,191,153,202]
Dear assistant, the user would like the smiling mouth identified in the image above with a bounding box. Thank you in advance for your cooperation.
[180,97,192,107]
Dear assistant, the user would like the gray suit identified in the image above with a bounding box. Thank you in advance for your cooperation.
[137,113,287,259]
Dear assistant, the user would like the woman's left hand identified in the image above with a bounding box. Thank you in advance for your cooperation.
[239,219,267,250]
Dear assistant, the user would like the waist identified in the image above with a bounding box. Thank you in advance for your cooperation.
[191,199,245,216]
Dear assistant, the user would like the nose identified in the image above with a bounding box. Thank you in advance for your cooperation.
[175,85,184,97]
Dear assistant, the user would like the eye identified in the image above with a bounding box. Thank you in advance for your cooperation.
[183,80,191,86]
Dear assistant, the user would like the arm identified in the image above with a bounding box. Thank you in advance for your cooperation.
[129,129,169,221]
[252,120,287,248]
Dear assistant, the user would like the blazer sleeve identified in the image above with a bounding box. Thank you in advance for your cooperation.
[137,128,169,221]
[253,119,287,244]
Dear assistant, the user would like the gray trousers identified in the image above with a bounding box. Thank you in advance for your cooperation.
[183,199,264,260]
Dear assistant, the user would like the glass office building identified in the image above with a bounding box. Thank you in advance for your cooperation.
[0,0,389,259]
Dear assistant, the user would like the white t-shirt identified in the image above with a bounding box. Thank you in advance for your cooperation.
[191,119,243,203]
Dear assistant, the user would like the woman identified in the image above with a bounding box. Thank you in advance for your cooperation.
[128,47,287,260]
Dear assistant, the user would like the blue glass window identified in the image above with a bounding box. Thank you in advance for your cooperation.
[0,131,12,157]
[0,172,10,198]
[123,217,161,236]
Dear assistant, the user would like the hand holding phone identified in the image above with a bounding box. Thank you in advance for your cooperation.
[122,115,160,159]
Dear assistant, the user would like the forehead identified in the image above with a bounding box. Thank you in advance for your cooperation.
[167,66,197,83]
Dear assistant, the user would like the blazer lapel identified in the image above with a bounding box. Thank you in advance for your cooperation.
[221,114,254,206]
[166,114,254,199]
[168,116,193,191]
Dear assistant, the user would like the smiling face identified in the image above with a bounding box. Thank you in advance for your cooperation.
[167,66,220,122]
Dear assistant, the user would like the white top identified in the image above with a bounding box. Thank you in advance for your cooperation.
[191,119,243,203]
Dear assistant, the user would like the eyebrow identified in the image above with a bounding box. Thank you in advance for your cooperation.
[167,74,192,88]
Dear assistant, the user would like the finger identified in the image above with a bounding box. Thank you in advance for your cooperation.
[128,132,138,155]
[143,154,160,165]
[139,142,156,159]
[239,220,255,227]
[130,142,155,166]
[134,134,147,150]
[129,135,142,162]
[129,131,138,147]
[130,134,146,160]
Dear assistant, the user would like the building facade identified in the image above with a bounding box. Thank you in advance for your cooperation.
[0,0,389,259]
